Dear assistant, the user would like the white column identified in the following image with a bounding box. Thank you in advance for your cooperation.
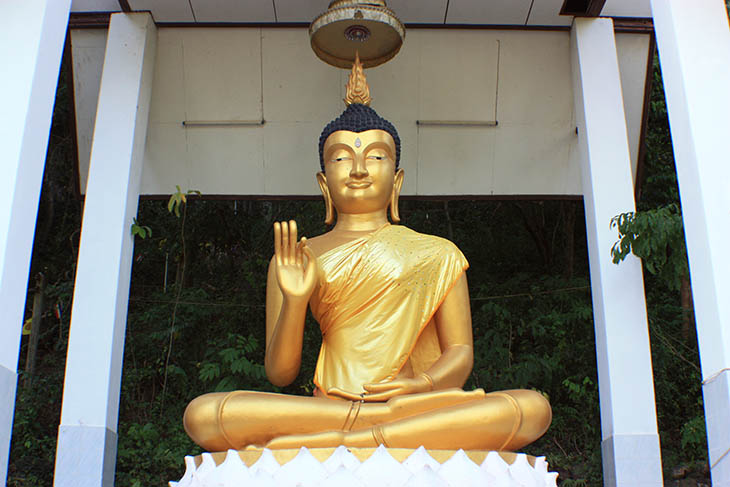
[650,1,730,483]
[53,13,156,487]
[571,18,663,487]
[0,2,71,486]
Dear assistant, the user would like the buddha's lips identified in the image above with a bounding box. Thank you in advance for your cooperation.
[346,180,373,189]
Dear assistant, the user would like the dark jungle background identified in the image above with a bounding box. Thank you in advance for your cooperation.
[8,38,710,486]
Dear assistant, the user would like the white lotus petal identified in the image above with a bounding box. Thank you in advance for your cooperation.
[192,453,217,482]
[438,449,489,487]
[323,445,361,473]
[168,446,560,487]
[508,453,540,487]
[402,446,440,474]
[274,447,328,487]
[481,451,510,477]
[214,450,252,486]
[319,464,367,487]
[251,469,278,487]
[533,456,549,476]
[545,471,559,487]
[403,464,442,487]
[355,444,411,487]
[249,448,281,477]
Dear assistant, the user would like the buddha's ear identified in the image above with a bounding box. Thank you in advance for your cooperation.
[316,172,335,225]
[390,168,405,223]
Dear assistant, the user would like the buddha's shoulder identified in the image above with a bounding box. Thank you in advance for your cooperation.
[383,225,464,255]
[304,225,463,258]
[303,233,334,257]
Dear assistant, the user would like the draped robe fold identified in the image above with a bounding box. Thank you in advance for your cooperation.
[311,224,469,397]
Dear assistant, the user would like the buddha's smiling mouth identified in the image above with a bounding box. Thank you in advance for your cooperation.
[346,180,373,189]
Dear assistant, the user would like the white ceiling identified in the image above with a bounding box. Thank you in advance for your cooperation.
[71,0,653,24]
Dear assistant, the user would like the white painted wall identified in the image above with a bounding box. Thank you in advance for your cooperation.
[72,27,650,196]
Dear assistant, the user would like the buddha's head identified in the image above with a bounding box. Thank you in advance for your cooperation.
[317,54,404,224]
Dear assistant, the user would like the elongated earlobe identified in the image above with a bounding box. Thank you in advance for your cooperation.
[316,172,335,225]
[390,169,405,223]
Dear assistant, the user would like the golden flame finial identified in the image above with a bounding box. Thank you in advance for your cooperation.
[344,52,371,106]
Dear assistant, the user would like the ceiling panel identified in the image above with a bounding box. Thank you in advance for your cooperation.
[388,0,448,24]
[527,0,572,26]
[446,0,533,25]
[128,0,194,22]
[71,0,120,12]
[275,0,328,22]
[602,0,652,18]
[191,0,275,22]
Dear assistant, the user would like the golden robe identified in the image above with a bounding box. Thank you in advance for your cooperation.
[312,224,469,397]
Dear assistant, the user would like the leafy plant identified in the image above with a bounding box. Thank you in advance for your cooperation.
[131,217,152,239]
[168,186,201,218]
[610,204,688,291]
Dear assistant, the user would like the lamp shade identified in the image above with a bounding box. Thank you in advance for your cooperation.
[310,0,405,69]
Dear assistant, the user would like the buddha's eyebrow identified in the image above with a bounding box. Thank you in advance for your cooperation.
[363,141,394,156]
[324,143,355,158]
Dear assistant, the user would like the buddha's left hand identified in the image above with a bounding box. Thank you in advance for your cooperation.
[328,376,432,402]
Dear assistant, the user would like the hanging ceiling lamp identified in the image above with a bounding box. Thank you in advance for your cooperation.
[309,0,405,69]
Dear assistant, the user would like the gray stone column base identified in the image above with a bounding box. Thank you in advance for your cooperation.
[54,425,117,487]
[601,433,663,486]
[0,365,18,487]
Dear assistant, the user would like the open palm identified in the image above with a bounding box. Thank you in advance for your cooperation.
[274,220,317,301]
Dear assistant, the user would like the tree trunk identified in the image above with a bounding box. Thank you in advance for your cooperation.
[515,202,552,270]
[24,273,46,389]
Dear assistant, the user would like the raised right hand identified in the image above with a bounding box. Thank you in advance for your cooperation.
[273,220,317,302]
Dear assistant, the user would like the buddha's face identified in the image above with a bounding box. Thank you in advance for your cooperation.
[320,129,400,215]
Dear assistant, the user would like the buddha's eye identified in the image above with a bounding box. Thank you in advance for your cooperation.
[367,154,387,161]
[331,156,351,163]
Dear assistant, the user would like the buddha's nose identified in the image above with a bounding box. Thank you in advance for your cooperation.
[350,153,369,178]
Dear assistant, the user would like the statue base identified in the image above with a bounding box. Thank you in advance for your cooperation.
[169,445,558,486]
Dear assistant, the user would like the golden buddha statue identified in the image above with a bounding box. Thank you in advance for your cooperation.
[183,56,551,453]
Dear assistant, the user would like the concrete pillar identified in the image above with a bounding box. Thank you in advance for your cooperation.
[0,1,71,485]
[53,13,156,487]
[571,18,663,487]
[650,1,730,483]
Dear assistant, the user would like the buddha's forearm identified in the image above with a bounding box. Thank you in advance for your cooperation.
[265,298,308,386]
[425,344,473,390]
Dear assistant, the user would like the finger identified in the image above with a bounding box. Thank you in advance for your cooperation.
[289,220,298,264]
[327,388,363,401]
[363,381,402,393]
[302,244,316,271]
[302,244,318,287]
[360,390,400,402]
[273,222,282,265]
[296,237,305,267]
[281,220,289,265]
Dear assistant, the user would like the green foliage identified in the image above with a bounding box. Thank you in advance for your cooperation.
[168,186,201,218]
[198,333,267,391]
[131,217,152,239]
[610,204,688,290]
[680,412,707,460]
